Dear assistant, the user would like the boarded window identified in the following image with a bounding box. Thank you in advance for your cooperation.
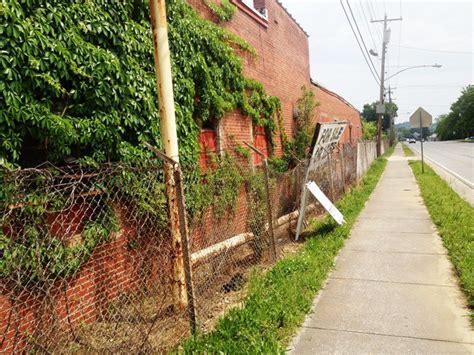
[198,129,218,169]
[253,126,269,165]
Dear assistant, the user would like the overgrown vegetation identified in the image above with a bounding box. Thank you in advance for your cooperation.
[0,187,119,282]
[0,0,279,170]
[361,119,377,140]
[436,85,474,140]
[409,161,474,321]
[203,0,236,22]
[268,86,318,172]
[182,148,393,353]
[190,154,244,219]
[401,143,415,156]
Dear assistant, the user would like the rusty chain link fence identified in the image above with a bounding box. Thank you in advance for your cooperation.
[1,142,366,353]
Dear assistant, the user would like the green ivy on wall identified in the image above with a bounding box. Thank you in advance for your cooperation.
[0,0,279,171]
[203,0,237,22]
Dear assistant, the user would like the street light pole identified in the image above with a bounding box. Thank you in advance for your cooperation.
[384,64,442,82]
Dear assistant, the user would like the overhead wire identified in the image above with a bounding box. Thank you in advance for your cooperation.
[340,0,381,86]
[358,0,378,54]
[346,0,380,79]
[366,1,383,43]
[394,0,402,89]
[393,45,474,55]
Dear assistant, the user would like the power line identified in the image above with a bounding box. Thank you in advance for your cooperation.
[394,45,474,55]
[394,0,402,88]
[358,0,378,52]
[394,84,468,88]
[340,0,380,86]
[346,1,380,79]
[367,1,383,42]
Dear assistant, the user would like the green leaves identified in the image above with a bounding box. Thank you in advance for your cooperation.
[1,0,279,175]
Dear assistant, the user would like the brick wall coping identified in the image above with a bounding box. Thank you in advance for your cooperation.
[311,78,360,114]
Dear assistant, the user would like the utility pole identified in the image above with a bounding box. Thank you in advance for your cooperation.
[387,86,395,145]
[371,14,402,156]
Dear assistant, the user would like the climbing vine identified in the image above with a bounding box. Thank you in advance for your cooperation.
[269,86,318,171]
[0,0,278,171]
[0,166,120,282]
[203,0,236,22]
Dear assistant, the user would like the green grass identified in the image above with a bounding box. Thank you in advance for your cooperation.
[181,148,393,353]
[401,143,415,156]
[409,161,474,322]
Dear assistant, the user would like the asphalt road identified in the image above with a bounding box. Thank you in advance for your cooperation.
[409,141,474,187]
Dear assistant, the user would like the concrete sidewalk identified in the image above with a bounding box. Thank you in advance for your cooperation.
[288,145,474,354]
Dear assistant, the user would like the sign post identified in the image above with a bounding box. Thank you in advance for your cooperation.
[409,107,432,174]
[419,109,425,173]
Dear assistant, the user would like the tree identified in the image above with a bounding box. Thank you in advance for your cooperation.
[361,101,398,131]
[436,86,474,140]
[362,120,377,140]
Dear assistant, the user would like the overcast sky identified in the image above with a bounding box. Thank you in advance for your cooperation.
[279,0,473,123]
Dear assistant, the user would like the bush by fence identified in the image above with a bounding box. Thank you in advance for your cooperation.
[0,141,380,352]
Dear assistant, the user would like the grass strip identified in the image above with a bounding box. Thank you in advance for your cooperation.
[401,143,415,156]
[409,161,474,322]
[182,148,393,353]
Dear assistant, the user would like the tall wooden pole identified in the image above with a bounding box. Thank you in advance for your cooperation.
[149,0,187,309]
[376,15,387,157]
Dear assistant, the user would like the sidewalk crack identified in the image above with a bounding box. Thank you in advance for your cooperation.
[328,276,455,288]
[301,325,474,346]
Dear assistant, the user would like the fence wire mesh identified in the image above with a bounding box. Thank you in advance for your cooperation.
[1,142,363,353]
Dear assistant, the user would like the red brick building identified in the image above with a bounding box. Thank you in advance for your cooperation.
[189,0,362,164]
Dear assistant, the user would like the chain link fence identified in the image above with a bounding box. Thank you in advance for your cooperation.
[1,141,366,353]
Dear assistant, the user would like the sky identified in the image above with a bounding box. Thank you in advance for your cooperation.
[279,0,473,124]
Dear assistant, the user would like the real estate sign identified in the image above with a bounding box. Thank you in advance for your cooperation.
[295,121,347,240]
[308,121,347,171]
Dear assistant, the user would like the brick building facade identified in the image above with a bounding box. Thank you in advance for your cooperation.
[189,0,362,164]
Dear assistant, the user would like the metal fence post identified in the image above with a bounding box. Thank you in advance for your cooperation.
[340,144,346,194]
[263,159,277,261]
[144,143,196,334]
[174,164,197,335]
[327,150,336,202]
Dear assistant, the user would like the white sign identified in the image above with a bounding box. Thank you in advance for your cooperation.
[410,107,432,129]
[306,181,345,225]
[308,122,347,171]
[295,121,347,240]
[376,104,385,114]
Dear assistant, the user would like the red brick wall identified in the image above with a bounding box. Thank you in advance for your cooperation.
[188,0,311,156]
[189,0,361,154]
[312,84,362,144]
[0,213,172,353]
